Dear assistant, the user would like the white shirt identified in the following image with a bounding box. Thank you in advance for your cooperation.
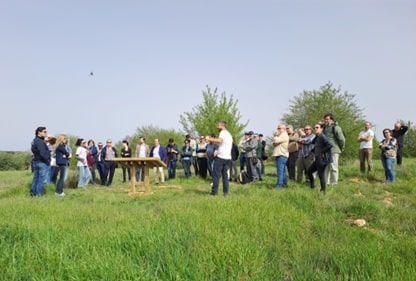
[359,129,374,149]
[153,146,160,159]
[76,146,88,167]
[217,130,233,160]
[139,145,146,157]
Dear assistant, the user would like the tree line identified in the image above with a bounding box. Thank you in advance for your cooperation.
[2,82,414,170]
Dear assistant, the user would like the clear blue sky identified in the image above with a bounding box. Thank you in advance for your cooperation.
[1,0,415,151]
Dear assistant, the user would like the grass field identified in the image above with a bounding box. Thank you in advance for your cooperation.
[0,159,415,280]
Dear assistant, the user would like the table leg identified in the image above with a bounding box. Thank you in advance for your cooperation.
[130,164,137,193]
[144,166,151,194]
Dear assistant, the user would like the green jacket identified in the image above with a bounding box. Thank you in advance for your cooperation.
[324,122,345,154]
[256,140,263,159]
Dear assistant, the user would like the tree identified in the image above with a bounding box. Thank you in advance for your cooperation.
[179,86,248,139]
[118,125,184,152]
[401,121,415,158]
[281,82,365,160]
[0,151,31,171]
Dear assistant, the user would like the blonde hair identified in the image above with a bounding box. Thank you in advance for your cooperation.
[54,134,67,149]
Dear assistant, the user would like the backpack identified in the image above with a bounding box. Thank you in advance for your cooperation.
[238,170,251,185]
[332,124,346,150]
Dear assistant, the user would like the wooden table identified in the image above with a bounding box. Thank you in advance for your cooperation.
[113,157,167,196]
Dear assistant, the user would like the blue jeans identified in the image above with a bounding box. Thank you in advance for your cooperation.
[136,166,145,182]
[168,159,177,179]
[64,165,70,182]
[275,156,288,187]
[207,158,215,177]
[211,158,231,195]
[78,166,91,187]
[30,161,49,196]
[182,159,192,178]
[381,156,395,182]
[56,165,67,194]
[256,162,263,180]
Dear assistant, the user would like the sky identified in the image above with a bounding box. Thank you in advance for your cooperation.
[1,0,415,151]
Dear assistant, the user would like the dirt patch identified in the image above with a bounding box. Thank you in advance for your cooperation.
[353,191,365,198]
[383,198,394,207]
[349,177,364,184]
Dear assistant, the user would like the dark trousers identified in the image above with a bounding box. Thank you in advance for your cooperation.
[55,164,67,194]
[286,151,298,180]
[211,158,231,195]
[245,157,257,181]
[193,157,199,176]
[306,161,327,192]
[197,157,208,179]
[167,160,177,179]
[97,162,106,184]
[397,146,404,165]
[182,159,192,178]
[239,152,246,171]
[122,166,131,182]
[103,161,116,185]
[50,166,59,184]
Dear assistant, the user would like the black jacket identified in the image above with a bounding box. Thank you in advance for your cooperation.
[231,144,239,161]
[101,147,118,160]
[31,136,51,165]
[313,133,332,166]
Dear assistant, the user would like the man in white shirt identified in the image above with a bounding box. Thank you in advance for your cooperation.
[357,121,374,173]
[206,120,233,196]
[135,136,150,182]
[149,138,167,184]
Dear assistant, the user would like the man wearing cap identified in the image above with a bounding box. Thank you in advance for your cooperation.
[241,131,258,181]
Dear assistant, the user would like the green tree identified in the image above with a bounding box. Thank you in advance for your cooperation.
[401,121,415,158]
[118,125,184,153]
[179,86,248,139]
[282,82,365,160]
[0,152,31,171]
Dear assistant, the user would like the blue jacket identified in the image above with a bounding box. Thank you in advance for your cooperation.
[31,136,51,165]
[206,143,218,160]
[55,144,70,166]
[150,145,167,162]
[89,145,98,162]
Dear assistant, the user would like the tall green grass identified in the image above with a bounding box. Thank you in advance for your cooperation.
[0,159,415,280]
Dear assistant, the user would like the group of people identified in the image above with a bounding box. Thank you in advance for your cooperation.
[30,117,408,197]
[29,127,121,197]
[29,127,228,197]
[358,121,408,183]
[270,115,408,194]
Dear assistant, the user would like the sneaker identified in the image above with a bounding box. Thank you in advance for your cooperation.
[55,192,65,197]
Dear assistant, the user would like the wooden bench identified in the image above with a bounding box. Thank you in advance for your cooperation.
[113,157,166,195]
